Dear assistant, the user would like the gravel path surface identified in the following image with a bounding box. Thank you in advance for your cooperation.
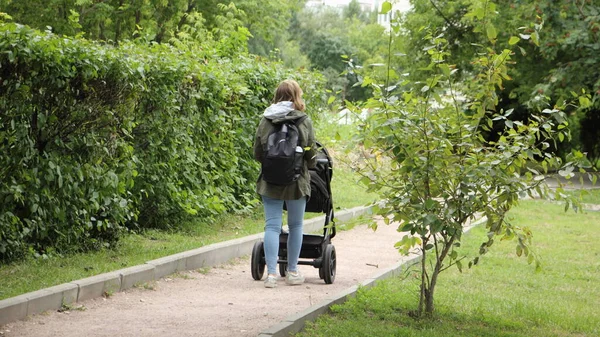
[1,219,413,337]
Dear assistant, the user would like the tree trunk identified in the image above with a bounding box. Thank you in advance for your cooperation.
[425,272,437,314]
[419,267,437,316]
[114,0,125,44]
[99,21,106,41]
[418,247,427,314]
[419,234,457,316]
[132,9,142,39]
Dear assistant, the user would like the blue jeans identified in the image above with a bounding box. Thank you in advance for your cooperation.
[262,195,306,275]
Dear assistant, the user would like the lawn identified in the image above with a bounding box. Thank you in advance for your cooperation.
[576,187,600,204]
[296,199,600,337]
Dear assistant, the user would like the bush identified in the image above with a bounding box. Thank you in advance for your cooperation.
[0,23,326,262]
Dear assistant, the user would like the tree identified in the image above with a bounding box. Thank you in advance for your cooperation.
[529,0,600,162]
[344,0,373,23]
[395,0,599,164]
[0,0,303,48]
[288,5,388,102]
[352,0,591,317]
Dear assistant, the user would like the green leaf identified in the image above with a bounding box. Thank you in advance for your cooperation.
[424,199,439,209]
[531,32,540,46]
[578,96,591,108]
[518,46,527,56]
[327,96,336,105]
[508,36,520,45]
[474,7,485,20]
[399,222,413,232]
[486,25,497,42]
[359,176,371,186]
[380,1,392,14]
[439,64,451,77]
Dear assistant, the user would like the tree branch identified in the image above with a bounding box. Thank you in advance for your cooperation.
[428,0,457,30]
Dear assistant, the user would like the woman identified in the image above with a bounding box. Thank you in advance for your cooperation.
[253,79,317,288]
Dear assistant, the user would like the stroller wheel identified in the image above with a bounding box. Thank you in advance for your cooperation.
[321,244,336,284]
[251,241,265,280]
[279,262,287,277]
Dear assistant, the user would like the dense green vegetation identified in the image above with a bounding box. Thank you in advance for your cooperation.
[391,0,600,163]
[0,0,387,103]
[0,0,389,263]
[0,0,300,47]
[0,21,326,262]
[296,199,600,337]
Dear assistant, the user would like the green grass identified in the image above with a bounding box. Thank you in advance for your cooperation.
[0,212,264,300]
[296,199,600,337]
[0,144,378,300]
[576,188,600,204]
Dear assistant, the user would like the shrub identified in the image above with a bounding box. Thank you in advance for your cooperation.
[0,23,326,262]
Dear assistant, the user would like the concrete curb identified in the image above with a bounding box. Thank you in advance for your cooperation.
[0,205,373,326]
[257,216,489,337]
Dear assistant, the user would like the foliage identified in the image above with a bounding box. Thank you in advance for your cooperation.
[290,5,388,103]
[0,1,391,105]
[0,23,138,260]
[0,22,326,262]
[395,0,600,163]
[343,0,370,22]
[0,0,302,47]
[351,0,591,316]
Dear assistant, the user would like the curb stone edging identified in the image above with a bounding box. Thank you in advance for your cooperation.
[257,216,489,337]
[0,205,372,326]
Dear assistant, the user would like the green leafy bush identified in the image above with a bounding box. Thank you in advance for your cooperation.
[0,23,138,260]
[0,22,326,262]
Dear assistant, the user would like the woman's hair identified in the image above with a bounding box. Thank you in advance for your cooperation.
[273,79,305,111]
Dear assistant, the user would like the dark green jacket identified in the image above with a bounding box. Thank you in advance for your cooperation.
[254,109,316,200]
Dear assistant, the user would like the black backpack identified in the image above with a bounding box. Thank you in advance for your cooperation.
[261,116,307,185]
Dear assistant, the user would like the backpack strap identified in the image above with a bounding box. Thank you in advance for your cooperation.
[290,115,308,146]
[292,115,308,125]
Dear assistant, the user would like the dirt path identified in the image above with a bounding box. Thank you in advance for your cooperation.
[1,220,413,337]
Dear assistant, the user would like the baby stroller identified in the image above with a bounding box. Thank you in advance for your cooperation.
[251,142,337,284]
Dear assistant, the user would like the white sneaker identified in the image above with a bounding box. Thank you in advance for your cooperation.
[286,271,305,285]
[264,275,277,288]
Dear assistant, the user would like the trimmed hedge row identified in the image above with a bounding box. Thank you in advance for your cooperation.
[0,23,326,262]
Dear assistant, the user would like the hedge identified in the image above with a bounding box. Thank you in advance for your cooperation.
[0,23,326,262]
